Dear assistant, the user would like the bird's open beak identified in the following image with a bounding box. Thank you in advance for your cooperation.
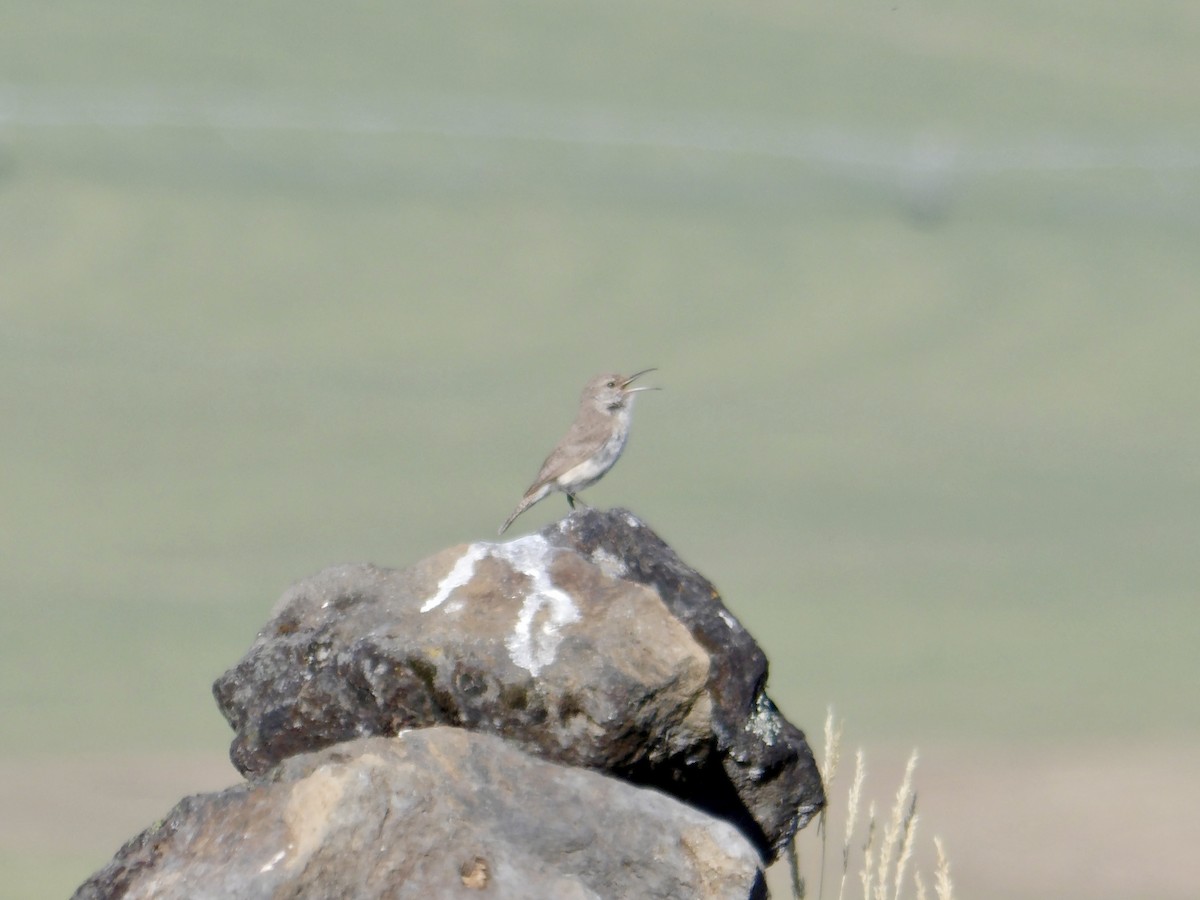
[622,368,660,392]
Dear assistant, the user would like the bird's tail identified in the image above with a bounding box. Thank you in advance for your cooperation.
[498,485,548,535]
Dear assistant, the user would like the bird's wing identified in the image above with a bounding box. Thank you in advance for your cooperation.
[524,415,613,494]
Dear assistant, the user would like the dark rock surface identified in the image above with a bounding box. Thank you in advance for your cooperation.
[549,510,823,856]
[72,728,766,900]
[213,508,824,860]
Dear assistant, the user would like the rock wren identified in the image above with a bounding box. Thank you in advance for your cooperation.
[499,369,658,534]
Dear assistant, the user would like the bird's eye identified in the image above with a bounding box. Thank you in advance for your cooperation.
[606,380,616,388]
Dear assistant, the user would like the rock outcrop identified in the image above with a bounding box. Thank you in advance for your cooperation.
[73,728,766,900]
[76,508,824,898]
[213,509,823,860]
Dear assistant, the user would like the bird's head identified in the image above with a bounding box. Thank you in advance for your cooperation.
[585,368,660,412]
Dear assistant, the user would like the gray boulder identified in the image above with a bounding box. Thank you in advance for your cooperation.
[73,728,765,900]
[213,508,824,860]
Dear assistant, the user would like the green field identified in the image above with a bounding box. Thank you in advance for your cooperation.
[2,3,1198,898]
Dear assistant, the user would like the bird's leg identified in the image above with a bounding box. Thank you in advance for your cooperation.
[566,494,576,509]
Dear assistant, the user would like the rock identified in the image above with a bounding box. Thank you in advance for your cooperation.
[73,728,766,900]
[213,508,824,860]
[548,509,824,856]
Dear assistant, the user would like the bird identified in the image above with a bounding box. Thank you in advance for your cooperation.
[499,369,658,535]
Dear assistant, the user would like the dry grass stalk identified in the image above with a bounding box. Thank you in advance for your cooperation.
[933,837,953,900]
[873,751,918,900]
[858,802,877,900]
[823,706,845,791]
[891,805,919,900]
[785,718,954,900]
[836,748,865,900]
[818,707,844,900]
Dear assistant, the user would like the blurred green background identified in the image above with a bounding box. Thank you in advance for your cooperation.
[2,2,1198,898]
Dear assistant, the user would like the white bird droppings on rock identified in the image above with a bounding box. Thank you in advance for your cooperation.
[421,536,582,676]
[421,543,489,612]
[496,535,581,676]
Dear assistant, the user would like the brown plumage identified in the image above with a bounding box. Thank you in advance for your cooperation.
[499,369,658,535]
